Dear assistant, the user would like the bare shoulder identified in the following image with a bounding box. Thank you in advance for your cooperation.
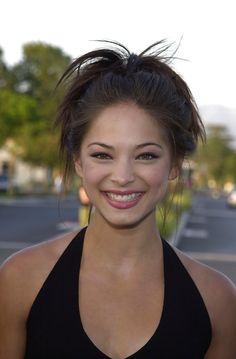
[0,231,79,358]
[173,246,236,358]
[0,230,78,317]
[174,246,236,304]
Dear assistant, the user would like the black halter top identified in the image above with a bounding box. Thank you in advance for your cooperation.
[24,227,212,358]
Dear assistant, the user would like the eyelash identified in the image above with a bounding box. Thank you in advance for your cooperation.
[137,153,159,160]
[91,152,112,160]
[90,152,159,160]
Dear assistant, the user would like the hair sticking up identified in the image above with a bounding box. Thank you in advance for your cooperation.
[55,39,205,185]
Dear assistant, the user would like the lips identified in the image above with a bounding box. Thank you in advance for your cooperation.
[105,192,143,202]
[102,191,144,209]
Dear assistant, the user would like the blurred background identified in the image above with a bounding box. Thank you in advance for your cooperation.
[1,0,236,283]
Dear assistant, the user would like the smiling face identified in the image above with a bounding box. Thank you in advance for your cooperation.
[75,102,178,229]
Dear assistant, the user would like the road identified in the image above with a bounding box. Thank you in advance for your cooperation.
[176,192,236,284]
[1,193,236,286]
[0,195,80,263]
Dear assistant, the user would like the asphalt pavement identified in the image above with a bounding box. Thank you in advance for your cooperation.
[176,192,236,284]
[1,193,236,287]
[0,194,80,263]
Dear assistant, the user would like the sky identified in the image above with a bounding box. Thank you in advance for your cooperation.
[1,0,236,136]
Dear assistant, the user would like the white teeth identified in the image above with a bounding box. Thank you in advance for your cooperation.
[106,192,142,202]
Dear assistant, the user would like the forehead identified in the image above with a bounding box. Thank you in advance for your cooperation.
[83,102,167,144]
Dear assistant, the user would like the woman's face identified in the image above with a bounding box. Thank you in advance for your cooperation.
[75,102,177,228]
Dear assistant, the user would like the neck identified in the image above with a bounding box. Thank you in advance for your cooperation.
[83,211,162,273]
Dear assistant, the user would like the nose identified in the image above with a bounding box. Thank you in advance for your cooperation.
[110,158,135,186]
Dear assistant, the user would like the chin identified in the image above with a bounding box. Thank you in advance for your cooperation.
[99,208,156,230]
[105,220,141,230]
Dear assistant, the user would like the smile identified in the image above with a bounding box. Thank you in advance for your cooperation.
[102,191,144,210]
[105,192,143,202]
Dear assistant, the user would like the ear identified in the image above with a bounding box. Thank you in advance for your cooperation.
[168,165,179,181]
[168,158,183,181]
[74,157,83,178]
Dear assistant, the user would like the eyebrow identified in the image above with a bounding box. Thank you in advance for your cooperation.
[136,142,163,150]
[87,142,163,150]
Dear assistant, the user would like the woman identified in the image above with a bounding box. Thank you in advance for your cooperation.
[0,40,235,359]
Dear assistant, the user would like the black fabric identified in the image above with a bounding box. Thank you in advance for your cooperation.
[24,227,212,358]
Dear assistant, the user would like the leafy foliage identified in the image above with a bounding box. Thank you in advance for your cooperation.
[0,42,71,168]
[0,89,39,145]
[1,43,236,189]
[194,125,236,186]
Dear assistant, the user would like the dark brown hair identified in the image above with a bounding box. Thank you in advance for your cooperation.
[56,40,205,183]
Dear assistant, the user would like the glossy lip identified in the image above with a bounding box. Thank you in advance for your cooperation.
[101,190,144,209]
[103,189,144,195]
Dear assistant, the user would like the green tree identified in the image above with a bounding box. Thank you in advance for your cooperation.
[8,42,71,168]
[0,89,38,146]
[194,124,236,186]
[0,48,17,91]
[225,153,236,183]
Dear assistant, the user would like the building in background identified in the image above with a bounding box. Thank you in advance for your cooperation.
[0,140,48,193]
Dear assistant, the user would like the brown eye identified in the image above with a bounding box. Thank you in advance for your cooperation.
[137,153,158,160]
[91,152,112,160]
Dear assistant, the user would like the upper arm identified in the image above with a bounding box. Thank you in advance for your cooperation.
[204,274,236,359]
[0,238,67,359]
[0,258,28,359]
[175,249,236,359]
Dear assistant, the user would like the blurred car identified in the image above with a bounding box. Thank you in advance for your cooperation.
[0,175,9,192]
[227,187,236,208]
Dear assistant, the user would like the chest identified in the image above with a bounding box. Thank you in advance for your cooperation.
[25,234,212,359]
[79,270,164,358]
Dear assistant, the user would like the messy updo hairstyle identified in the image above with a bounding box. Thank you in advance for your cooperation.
[56,40,205,184]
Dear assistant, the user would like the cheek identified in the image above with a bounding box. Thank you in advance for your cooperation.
[145,164,170,187]
[81,163,108,186]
